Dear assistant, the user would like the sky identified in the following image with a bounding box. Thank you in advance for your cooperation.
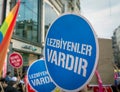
[80,0,120,39]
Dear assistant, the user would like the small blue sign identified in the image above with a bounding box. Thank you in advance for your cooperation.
[27,59,56,92]
[45,14,99,91]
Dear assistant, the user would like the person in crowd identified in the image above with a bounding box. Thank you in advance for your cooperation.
[10,72,27,92]
[17,83,24,92]
[7,81,18,92]
[117,83,120,92]
[0,78,7,92]
[5,71,11,83]
[111,83,120,92]
[0,78,9,92]
[0,77,19,92]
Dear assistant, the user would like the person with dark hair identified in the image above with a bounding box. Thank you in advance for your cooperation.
[111,83,120,92]
[0,78,18,92]
[111,85,118,92]
[0,78,4,92]
[117,83,120,92]
[0,78,8,91]
[6,80,19,92]
[5,71,11,83]
[17,83,24,92]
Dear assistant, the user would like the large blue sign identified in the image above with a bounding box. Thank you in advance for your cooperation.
[45,14,99,91]
[27,59,56,92]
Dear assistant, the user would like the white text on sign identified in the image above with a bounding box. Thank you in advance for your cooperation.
[46,38,93,77]
[29,71,52,86]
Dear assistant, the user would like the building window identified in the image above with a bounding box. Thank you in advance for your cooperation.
[14,0,38,42]
[0,0,4,25]
[45,3,58,36]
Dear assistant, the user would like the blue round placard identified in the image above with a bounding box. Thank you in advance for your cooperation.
[27,59,56,92]
[45,14,99,92]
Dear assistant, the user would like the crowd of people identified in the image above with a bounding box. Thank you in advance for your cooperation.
[0,71,27,92]
[0,71,120,92]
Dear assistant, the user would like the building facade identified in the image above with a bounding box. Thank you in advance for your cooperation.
[112,25,120,68]
[90,38,114,85]
[2,0,80,74]
[8,0,63,74]
[0,0,3,25]
[0,0,7,25]
[62,0,80,13]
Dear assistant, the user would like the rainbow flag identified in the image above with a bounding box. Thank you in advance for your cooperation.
[0,0,20,75]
